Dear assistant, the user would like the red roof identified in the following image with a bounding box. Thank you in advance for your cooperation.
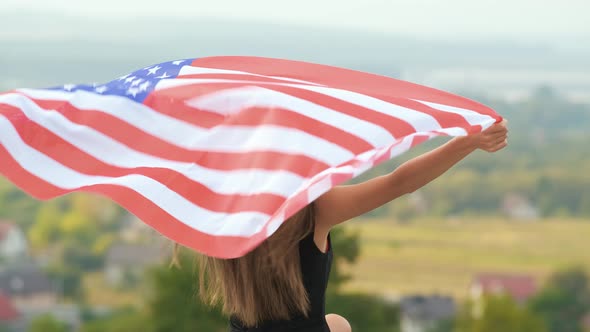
[0,293,19,321]
[474,273,537,302]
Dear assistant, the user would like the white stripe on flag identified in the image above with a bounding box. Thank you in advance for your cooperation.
[193,126,353,165]
[14,89,209,145]
[185,86,394,147]
[413,99,497,129]
[178,66,324,86]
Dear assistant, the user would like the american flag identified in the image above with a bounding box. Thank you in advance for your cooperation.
[0,56,501,258]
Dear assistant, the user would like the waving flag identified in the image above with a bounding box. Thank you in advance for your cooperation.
[0,56,501,258]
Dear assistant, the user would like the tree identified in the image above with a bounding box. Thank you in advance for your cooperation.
[578,193,590,217]
[46,264,84,301]
[529,267,590,332]
[146,251,227,332]
[327,226,360,292]
[28,202,62,250]
[81,309,151,332]
[326,293,399,332]
[29,193,121,256]
[427,318,454,332]
[59,209,97,246]
[455,295,547,332]
[0,179,41,229]
[28,314,67,332]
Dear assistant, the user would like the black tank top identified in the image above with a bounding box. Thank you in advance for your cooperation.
[229,232,333,332]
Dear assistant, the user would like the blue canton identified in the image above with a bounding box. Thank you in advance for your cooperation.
[49,58,195,103]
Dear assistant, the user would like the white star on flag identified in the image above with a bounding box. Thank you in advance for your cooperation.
[131,78,144,87]
[95,86,108,94]
[147,66,161,75]
[139,81,151,92]
[156,72,170,79]
[63,84,76,91]
[172,60,185,65]
[126,87,140,97]
[124,76,137,84]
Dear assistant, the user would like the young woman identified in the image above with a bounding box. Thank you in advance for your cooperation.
[195,120,508,332]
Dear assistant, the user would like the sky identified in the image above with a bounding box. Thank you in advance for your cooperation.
[1,0,589,48]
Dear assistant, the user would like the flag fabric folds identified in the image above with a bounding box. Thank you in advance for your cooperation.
[0,56,501,258]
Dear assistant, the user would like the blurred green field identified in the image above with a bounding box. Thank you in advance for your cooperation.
[341,217,590,300]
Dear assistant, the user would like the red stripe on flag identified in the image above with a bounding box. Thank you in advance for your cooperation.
[16,98,331,177]
[176,73,321,86]
[216,106,374,154]
[191,56,501,120]
[143,90,225,128]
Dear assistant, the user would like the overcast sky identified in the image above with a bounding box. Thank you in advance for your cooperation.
[1,0,589,48]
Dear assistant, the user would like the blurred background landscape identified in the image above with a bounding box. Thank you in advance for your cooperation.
[1,1,589,331]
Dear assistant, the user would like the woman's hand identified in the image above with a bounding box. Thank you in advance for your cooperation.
[468,119,509,152]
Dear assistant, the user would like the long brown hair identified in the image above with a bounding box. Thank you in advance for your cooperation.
[191,204,316,327]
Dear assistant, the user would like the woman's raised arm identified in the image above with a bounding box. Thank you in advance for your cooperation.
[315,120,508,229]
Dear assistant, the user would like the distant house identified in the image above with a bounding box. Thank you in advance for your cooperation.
[581,312,590,332]
[501,193,539,220]
[0,292,21,331]
[0,222,28,262]
[408,191,429,214]
[399,295,455,332]
[0,265,81,331]
[0,264,59,310]
[104,243,166,286]
[470,273,537,304]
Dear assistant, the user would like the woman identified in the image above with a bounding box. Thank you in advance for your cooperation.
[193,120,508,332]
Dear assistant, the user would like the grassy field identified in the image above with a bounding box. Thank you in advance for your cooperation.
[341,217,590,300]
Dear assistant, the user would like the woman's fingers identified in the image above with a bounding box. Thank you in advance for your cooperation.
[493,135,507,146]
[487,121,506,131]
[485,119,509,134]
[490,141,508,152]
[485,132,507,143]
[486,125,504,134]
[484,139,508,152]
[479,131,507,148]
